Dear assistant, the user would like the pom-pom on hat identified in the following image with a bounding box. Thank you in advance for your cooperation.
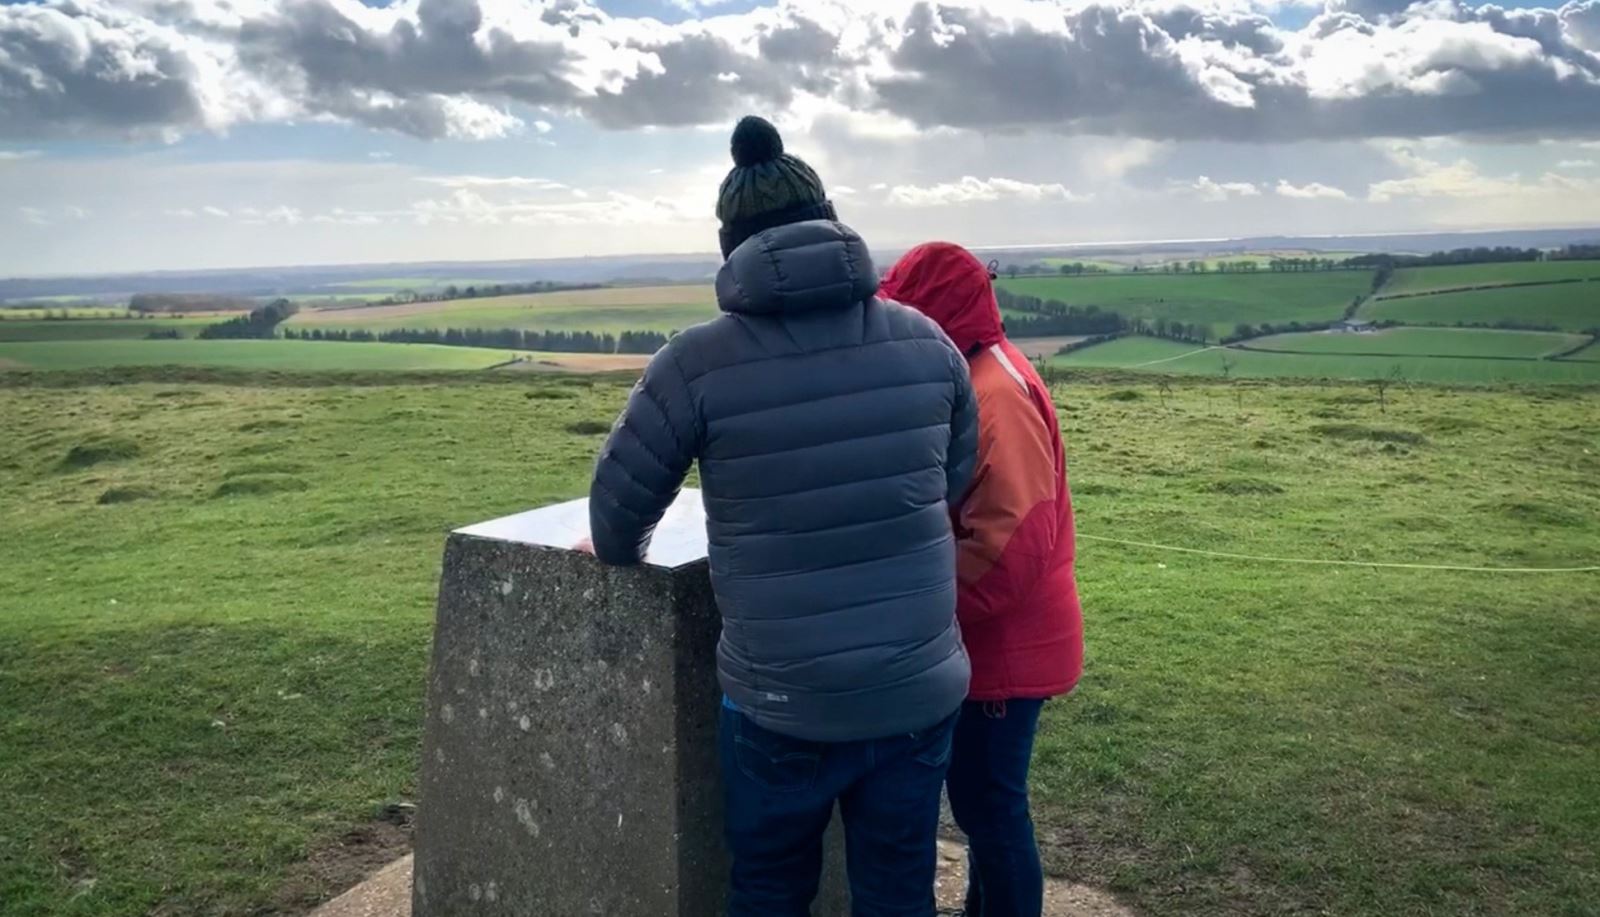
[716,116,835,258]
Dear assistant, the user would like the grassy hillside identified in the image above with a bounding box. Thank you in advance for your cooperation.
[1360,282,1600,331]
[288,285,718,335]
[1568,342,1600,362]
[1384,260,1600,295]
[1,374,1595,916]
[0,340,521,372]
[1000,271,1372,337]
[1056,335,1600,384]
[1245,328,1589,359]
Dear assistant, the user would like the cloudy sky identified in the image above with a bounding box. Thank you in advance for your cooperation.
[2,0,1599,275]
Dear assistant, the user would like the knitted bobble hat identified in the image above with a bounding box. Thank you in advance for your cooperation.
[715,116,836,258]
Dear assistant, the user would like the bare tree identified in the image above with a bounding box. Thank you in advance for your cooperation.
[1372,365,1406,413]
[1157,379,1174,411]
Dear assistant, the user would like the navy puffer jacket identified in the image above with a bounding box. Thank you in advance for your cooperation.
[589,220,978,742]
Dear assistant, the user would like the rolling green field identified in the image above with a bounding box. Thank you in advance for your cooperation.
[1056,335,1600,384]
[1360,281,1600,331]
[1383,260,1600,295]
[0,318,217,343]
[1245,328,1589,359]
[1568,342,1600,362]
[1000,271,1372,337]
[288,285,718,335]
[1,307,134,319]
[0,340,522,372]
[1,373,1595,916]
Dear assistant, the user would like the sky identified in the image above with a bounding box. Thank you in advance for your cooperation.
[2,0,1599,275]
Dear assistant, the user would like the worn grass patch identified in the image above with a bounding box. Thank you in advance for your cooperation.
[1203,477,1285,496]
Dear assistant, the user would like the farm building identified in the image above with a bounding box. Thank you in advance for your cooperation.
[1330,319,1376,333]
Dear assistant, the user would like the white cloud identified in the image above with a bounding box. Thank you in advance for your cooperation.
[3,0,1600,143]
[18,206,49,226]
[1557,158,1598,168]
[202,206,230,218]
[1367,147,1600,201]
[368,152,393,160]
[1184,176,1262,201]
[886,176,1085,207]
[0,150,41,161]
[415,175,568,190]
[165,208,198,219]
[1274,179,1350,199]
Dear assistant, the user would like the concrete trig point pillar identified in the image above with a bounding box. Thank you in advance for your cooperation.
[413,489,848,916]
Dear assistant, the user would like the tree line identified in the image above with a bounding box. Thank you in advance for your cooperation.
[196,299,297,339]
[996,287,1209,343]
[1340,244,1600,270]
[370,280,604,306]
[280,326,671,354]
[131,293,259,313]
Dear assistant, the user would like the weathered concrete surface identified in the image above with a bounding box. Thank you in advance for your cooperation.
[412,491,847,916]
[314,846,1137,917]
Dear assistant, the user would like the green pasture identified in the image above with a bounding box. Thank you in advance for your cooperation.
[0,340,519,372]
[1,307,134,320]
[1360,282,1600,332]
[1567,342,1600,362]
[1,373,1596,917]
[289,286,718,335]
[1000,271,1373,337]
[1245,328,1589,359]
[1056,335,1600,384]
[325,277,500,292]
[0,318,216,343]
[1383,260,1600,296]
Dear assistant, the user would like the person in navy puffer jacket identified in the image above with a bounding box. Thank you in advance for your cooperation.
[588,116,978,917]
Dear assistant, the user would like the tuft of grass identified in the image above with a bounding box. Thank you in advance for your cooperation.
[565,419,613,436]
[1106,389,1144,402]
[59,438,140,471]
[96,485,158,505]
[1311,423,1428,446]
[1203,477,1285,496]
[212,474,309,498]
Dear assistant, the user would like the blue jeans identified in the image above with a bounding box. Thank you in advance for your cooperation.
[719,706,958,917]
[945,699,1046,917]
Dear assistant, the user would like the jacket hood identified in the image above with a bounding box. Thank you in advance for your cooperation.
[716,220,878,316]
[879,242,1003,355]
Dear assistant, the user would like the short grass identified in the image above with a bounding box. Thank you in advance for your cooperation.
[999,271,1373,338]
[1360,282,1600,332]
[0,318,216,343]
[1383,260,1600,295]
[1058,336,1600,384]
[1565,342,1600,362]
[0,340,520,372]
[1245,328,1588,359]
[289,285,718,335]
[1,373,1596,917]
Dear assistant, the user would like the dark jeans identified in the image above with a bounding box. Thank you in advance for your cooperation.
[719,705,958,917]
[945,699,1046,917]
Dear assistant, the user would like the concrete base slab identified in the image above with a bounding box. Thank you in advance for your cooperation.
[311,844,1134,917]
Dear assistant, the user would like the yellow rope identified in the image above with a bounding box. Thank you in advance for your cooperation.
[1077,534,1600,574]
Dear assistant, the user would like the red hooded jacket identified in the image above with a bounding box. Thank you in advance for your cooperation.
[880,243,1083,701]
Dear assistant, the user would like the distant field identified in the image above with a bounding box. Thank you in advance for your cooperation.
[1568,342,1600,362]
[1,307,132,320]
[326,277,498,291]
[0,340,520,372]
[1000,271,1372,337]
[1056,335,1600,384]
[1359,282,1600,331]
[1245,327,1588,359]
[289,285,718,335]
[0,318,216,343]
[1383,260,1600,295]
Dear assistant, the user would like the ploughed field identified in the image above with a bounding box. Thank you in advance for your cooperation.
[1,370,1595,916]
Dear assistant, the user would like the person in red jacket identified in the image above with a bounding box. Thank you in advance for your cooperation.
[880,242,1083,917]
